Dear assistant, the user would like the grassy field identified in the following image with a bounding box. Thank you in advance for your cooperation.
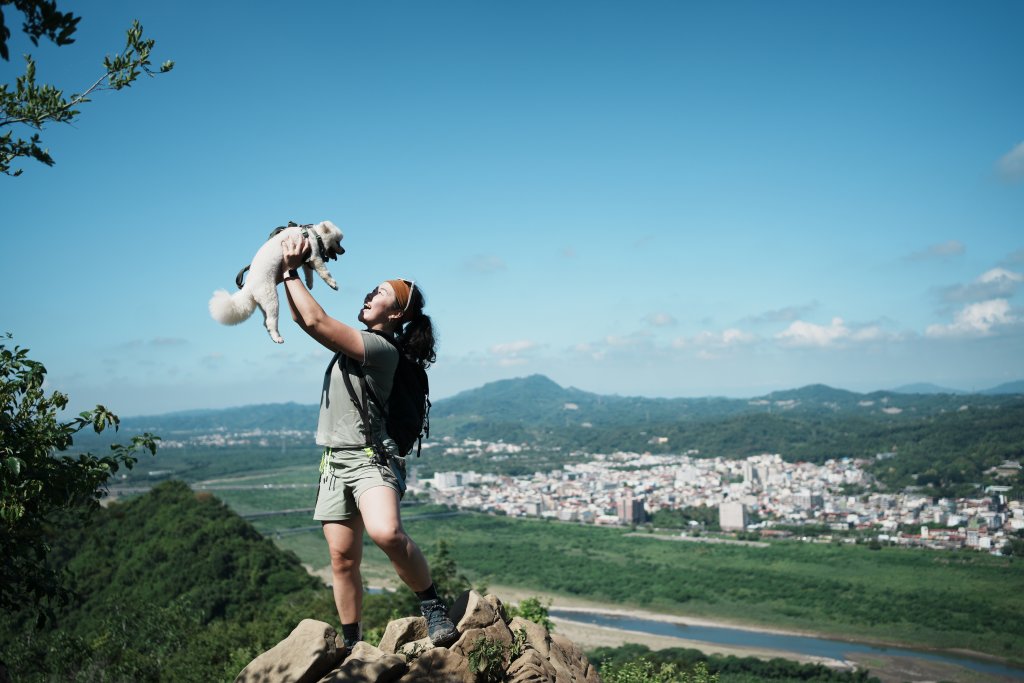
[197,454,1023,668]
[204,485,318,516]
[257,510,1024,665]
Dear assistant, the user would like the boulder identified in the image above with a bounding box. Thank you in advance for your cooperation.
[396,637,434,659]
[451,619,514,662]
[484,593,509,623]
[317,642,406,683]
[234,619,343,683]
[451,589,496,631]
[401,647,474,683]
[377,616,429,655]
[235,592,599,683]
[547,633,601,683]
[508,616,551,659]
[507,649,559,683]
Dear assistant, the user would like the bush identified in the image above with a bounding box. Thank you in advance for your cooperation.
[600,657,718,683]
[507,596,554,631]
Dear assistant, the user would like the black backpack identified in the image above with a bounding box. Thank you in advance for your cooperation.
[342,332,431,458]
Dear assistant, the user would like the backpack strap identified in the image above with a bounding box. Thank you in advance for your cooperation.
[339,355,389,465]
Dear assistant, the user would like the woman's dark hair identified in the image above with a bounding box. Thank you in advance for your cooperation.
[396,283,437,368]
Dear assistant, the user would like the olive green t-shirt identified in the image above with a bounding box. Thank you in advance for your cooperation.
[315,331,397,449]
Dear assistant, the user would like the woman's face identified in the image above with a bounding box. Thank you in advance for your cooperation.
[358,282,400,328]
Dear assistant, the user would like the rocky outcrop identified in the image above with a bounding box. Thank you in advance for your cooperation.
[235,591,600,683]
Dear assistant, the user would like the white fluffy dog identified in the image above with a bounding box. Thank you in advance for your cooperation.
[209,221,344,343]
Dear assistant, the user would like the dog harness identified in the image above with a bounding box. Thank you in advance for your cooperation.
[234,221,344,289]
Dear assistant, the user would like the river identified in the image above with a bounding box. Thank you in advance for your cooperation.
[549,608,1024,680]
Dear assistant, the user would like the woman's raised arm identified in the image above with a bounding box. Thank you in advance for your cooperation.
[281,235,365,361]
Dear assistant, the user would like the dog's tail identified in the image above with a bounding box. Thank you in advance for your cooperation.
[209,289,257,325]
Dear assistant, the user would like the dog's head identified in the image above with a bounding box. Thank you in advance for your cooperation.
[314,221,345,261]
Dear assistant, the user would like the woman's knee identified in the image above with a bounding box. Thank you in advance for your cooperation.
[329,546,360,574]
[367,524,408,553]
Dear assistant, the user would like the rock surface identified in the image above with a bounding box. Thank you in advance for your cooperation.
[236,591,600,682]
[235,618,344,683]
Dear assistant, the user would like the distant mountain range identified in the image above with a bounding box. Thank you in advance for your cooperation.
[112,374,1024,445]
[890,380,1024,395]
[95,375,1023,492]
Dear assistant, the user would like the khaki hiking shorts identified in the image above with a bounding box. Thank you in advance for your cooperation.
[313,447,407,521]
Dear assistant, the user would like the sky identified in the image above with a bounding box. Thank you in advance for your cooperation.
[2,1,1022,417]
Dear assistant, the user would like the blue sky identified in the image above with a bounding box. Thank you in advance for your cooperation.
[3,1,1022,416]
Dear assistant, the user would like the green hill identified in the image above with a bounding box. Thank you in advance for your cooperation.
[0,481,337,682]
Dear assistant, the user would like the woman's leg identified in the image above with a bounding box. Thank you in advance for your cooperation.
[357,486,432,592]
[322,518,365,624]
[359,486,459,646]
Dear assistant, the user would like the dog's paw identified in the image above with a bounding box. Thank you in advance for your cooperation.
[325,277,338,290]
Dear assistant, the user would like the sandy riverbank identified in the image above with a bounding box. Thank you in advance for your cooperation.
[485,584,1020,683]
[486,584,846,665]
[305,569,1018,683]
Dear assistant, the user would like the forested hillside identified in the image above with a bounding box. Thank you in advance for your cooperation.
[0,481,337,681]
[0,482,476,681]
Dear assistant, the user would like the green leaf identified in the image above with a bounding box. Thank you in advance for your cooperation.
[4,456,23,476]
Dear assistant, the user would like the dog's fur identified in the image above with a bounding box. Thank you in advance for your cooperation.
[209,221,344,343]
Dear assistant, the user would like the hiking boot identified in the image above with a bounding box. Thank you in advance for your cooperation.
[420,598,458,646]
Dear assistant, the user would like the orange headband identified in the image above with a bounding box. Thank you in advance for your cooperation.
[388,279,412,312]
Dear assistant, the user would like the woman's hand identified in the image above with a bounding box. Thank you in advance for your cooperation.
[280,235,312,280]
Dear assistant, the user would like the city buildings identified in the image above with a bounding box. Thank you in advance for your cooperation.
[422,439,1019,554]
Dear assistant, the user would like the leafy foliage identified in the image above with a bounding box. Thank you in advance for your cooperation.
[0,336,158,616]
[507,596,555,631]
[600,656,719,683]
[464,629,529,682]
[0,480,337,681]
[0,1,173,176]
[593,645,877,683]
[650,506,721,531]
[468,635,512,682]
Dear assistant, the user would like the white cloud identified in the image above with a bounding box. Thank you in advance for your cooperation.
[674,328,757,351]
[776,317,850,347]
[997,141,1024,182]
[942,267,1023,303]
[490,340,537,355]
[644,312,677,327]
[978,267,1024,285]
[747,303,816,325]
[926,299,1016,338]
[908,240,966,261]
[571,342,606,361]
[604,333,651,348]
[721,328,756,345]
[850,326,883,342]
[488,340,538,366]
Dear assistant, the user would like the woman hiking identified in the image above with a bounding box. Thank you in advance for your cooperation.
[279,233,458,649]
